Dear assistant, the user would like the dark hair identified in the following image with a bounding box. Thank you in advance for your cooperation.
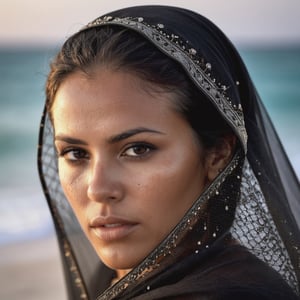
[46,26,232,149]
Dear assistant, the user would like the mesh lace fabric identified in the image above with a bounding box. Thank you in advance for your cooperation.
[232,160,298,291]
[38,5,300,299]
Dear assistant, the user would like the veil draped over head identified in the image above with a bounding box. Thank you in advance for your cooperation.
[38,6,300,300]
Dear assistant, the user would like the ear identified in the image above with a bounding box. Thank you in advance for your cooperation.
[205,134,236,183]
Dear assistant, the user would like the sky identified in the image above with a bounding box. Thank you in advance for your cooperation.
[1,0,300,47]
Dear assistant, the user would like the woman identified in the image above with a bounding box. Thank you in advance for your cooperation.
[38,5,300,299]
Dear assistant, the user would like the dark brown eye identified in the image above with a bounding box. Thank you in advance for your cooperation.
[122,143,155,157]
[62,148,88,161]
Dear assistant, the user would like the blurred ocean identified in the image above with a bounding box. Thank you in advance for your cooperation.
[0,46,299,245]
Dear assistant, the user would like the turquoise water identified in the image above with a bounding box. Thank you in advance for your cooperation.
[0,47,299,244]
[241,47,300,170]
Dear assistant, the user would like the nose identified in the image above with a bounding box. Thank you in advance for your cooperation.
[87,159,123,203]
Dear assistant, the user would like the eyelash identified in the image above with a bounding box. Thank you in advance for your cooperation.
[57,142,156,163]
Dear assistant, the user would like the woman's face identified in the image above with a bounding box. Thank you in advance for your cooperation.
[52,69,210,271]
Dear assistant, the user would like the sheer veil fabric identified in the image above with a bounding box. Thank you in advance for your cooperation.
[38,6,300,299]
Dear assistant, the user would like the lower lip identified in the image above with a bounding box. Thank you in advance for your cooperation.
[91,224,138,242]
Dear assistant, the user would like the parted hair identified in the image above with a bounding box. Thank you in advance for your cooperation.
[46,26,233,149]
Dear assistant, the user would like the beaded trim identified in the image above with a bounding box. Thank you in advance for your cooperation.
[63,239,88,299]
[83,16,248,151]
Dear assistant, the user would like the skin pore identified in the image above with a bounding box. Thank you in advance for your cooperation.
[52,68,231,281]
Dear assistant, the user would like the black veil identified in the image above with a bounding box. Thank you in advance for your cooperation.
[38,6,300,299]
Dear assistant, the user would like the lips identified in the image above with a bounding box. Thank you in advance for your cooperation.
[89,216,138,242]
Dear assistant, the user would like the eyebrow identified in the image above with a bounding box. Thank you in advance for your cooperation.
[55,127,165,145]
[108,127,164,143]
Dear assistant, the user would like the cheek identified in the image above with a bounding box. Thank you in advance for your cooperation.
[58,162,73,194]
[58,162,87,216]
[144,153,204,195]
[134,156,205,219]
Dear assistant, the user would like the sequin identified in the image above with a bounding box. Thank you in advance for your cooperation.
[205,62,212,70]
[189,48,197,55]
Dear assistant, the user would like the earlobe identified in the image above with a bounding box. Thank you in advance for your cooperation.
[206,135,236,182]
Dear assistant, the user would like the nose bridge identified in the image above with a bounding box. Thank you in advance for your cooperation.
[87,156,122,202]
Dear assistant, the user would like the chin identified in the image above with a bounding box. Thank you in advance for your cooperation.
[101,257,136,271]
[96,249,142,271]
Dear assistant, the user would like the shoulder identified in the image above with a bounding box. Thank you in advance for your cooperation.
[132,242,298,300]
[185,243,299,300]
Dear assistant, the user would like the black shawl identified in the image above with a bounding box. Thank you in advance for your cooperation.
[38,5,300,299]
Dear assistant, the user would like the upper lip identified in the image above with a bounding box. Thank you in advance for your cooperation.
[89,216,137,228]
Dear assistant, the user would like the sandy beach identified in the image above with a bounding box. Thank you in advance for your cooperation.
[0,235,67,300]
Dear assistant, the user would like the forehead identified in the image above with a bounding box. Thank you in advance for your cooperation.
[53,69,178,108]
[51,69,187,135]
